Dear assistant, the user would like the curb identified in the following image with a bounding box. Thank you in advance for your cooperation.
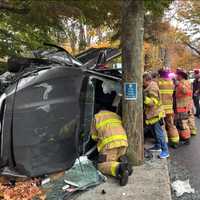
[76,158,173,200]
[165,159,173,200]
[143,158,172,200]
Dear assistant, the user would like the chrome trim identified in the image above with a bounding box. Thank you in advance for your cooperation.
[0,93,6,157]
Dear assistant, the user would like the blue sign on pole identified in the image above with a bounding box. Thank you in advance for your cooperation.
[124,82,137,100]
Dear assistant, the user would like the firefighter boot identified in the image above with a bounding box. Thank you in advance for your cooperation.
[118,155,133,176]
[181,139,190,145]
[116,163,129,186]
[170,142,180,149]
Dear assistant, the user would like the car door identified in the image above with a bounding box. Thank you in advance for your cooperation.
[1,66,84,176]
[79,76,95,154]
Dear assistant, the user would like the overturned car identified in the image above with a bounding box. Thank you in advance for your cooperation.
[0,45,122,177]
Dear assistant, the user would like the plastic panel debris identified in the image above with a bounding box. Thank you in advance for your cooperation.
[44,156,106,199]
[171,179,195,197]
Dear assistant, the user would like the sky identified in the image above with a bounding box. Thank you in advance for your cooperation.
[164,0,200,44]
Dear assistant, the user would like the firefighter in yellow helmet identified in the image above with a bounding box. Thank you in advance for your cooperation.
[158,69,179,148]
[90,104,131,186]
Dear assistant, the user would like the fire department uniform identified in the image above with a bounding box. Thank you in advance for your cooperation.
[144,81,169,156]
[90,110,128,177]
[152,80,168,143]
[144,81,165,126]
[158,78,179,145]
[187,79,197,135]
[188,109,197,135]
[175,79,192,140]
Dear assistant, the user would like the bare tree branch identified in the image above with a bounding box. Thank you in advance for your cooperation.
[185,41,200,56]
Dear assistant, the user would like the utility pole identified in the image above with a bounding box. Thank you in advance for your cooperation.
[121,0,144,165]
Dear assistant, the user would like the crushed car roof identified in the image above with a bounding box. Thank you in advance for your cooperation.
[7,45,122,81]
[75,47,121,69]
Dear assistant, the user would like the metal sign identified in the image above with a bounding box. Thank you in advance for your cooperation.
[124,82,137,100]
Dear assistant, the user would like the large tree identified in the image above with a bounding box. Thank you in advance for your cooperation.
[0,0,173,58]
[122,0,173,165]
[0,0,121,57]
[0,0,174,164]
[122,0,144,165]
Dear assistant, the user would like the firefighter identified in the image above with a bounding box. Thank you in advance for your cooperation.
[90,106,131,186]
[187,72,197,135]
[175,69,192,143]
[151,72,159,83]
[143,73,169,159]
[193,69,200,118]
[158,69,179,148]
[188,107,197,136]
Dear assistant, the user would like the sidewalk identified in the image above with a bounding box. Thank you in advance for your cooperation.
[77,158,172,200]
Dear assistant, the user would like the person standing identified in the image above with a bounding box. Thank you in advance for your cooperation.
[143,73,169,159]
[175,69,192,143]
[187,72,197,136]
[193,69,200,118]
[158,69,179,147]
[90,108,131,186]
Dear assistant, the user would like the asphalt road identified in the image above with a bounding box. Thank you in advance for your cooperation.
[169,118,200,200]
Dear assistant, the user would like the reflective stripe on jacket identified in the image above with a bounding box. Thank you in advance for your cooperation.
[158,79,174,114]
[144,81,165,125]
[90,111,128,152]
[175,80,192,113]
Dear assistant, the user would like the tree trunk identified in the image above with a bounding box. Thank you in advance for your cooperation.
[85,25,92,47]
[68,22,77,54]
[79,22,87,52]
[97,27,103,43]
[121,0,144,165]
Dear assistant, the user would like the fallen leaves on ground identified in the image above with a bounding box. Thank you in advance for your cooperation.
[0,179,46,200]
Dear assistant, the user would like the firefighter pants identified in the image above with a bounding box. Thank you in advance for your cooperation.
[176,114,191,140]
[188,111,197,135]
[98,147,127,177]
[164,114,179,144]
[193,95,200,117]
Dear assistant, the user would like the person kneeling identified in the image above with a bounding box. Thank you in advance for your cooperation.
[90,107,132,186]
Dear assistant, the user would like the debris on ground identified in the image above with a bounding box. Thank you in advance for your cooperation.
[101,189,106,195]
[41,177,51,186]
[0,156,105,200]
[171,179,195,197]
[144,148,153,161]
[0,179,45,200]
[64,156,106,189]
[43,156,106,199]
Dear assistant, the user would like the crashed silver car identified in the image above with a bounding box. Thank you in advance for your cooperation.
[0,45,122,177]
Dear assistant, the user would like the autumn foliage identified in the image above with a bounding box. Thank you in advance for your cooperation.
[144,23,200,71]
